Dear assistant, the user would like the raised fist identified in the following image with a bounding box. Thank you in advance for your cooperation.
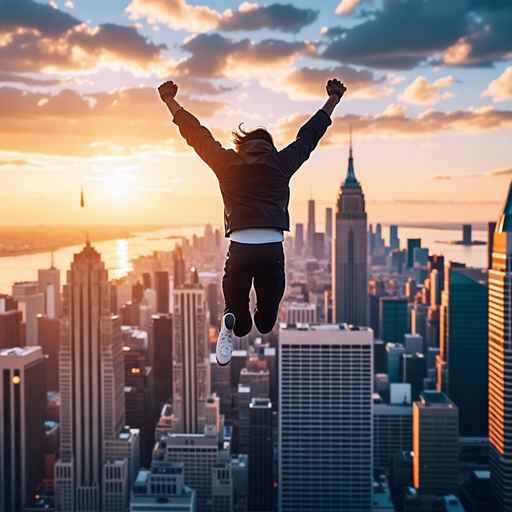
[158,80,178,102]
[326,78,347,101]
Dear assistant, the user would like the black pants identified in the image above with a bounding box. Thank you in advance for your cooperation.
[222,241,285,338]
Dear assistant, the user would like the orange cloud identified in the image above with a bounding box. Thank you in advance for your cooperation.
[0,86,229,157]
[398,76,453,105]
[269,104,512,147]
[334,0,373,15]
[126,0,317,33]
[261,65,393,100]
[482,67,512,103]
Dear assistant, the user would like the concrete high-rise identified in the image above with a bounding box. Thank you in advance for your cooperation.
[438,265,488,437]
[172,285,210,434]
[333,132,367,325]
[307,199,315,255]
[374,403,412,469]
[390,225,399,251]
[38,261,61,319]
[0,346,46,512]
[325,207,333,256]
[489,181,512,512]
[37,314,60,392]
[0,309,23,350]
[154,271,170,314]
[295,223,304,256]
[174,247,186,288]
[12,282,45,345]
[54,242,140,512]
[413,391,458,496]
[279,324,373,511]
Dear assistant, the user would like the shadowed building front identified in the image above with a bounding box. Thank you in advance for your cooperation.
[333,131,367,326]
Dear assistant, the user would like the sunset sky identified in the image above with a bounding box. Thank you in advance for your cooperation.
[1,0,511,227]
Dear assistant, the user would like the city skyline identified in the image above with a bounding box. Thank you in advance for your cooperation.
[0,0,511,225]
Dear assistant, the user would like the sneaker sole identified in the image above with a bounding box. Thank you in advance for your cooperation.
[216,356,231,367]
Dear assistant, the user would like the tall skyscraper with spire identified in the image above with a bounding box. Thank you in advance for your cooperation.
[489,181,512,512]
[333,129,368,326]
[54,242,139,512]
[307,199,315,256]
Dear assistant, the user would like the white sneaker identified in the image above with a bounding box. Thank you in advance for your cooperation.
[216,313,235,366]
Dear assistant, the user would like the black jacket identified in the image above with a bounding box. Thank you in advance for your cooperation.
[173,109,332,236]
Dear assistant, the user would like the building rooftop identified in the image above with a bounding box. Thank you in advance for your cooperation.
[280,322,371,332]
[418,390,455,407]
[250,398,272,409]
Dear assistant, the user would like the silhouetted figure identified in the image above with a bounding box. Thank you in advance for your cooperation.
[158,78,347,365]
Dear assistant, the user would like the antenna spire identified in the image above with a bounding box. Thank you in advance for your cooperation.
[80,182,84,208]
[50,251,55,269]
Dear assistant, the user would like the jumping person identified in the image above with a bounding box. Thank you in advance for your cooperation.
[158,78,347,365]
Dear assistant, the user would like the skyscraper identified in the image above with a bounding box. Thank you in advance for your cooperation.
[325,207,333,256]
[0,309,22,350]
[150,313,173,407]
[174,246,186,288]
[38,261,61,318]
[295,223,304,256]
[406,239,421,269]
[307,199,315,256]
[489,181,512,512]
[379,297,407,344]
[12,282,45,345]
[248,399,273,512]
[390,225,400,251]
[155,271,170,314]
[438,265,488,437]
[279,324,373,511]
[333,131,368,325]
[0,346,47,512]
[413,391,459,496]
[54,242,139,511]
[172,285,210,434]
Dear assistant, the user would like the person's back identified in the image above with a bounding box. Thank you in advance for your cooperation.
[158,77,347,365]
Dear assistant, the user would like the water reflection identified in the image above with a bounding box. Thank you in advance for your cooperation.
[110,238,131,280]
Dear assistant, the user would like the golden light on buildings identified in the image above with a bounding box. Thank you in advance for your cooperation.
[12,376,20,384]
[131,368,141,374]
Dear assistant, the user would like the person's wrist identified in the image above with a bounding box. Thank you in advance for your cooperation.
[329,92,341,103]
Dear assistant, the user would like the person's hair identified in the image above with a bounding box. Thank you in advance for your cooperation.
[232,124,274,150]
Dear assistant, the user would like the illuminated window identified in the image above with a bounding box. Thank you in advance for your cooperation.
[131,368,141,374]
[12,376,20,384]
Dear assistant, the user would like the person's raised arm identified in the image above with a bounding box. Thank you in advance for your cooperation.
[158,80,234,178]
[277,78,347,177]
[322,78,347,117]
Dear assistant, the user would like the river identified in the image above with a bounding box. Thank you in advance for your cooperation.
[0,225,488,294]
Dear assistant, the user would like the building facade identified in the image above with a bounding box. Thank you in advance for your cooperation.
[279,324,373,511]
[172,285,210,434]
[0,346,47,512]
[489,182,512,511]
[54,242,139,512]
[333,134,368,326]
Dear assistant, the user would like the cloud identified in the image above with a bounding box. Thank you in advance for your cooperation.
[482,67,512,102]
[126,0,318,33]
[175,33,316,78]
[261,65,393,100]
[369,198,500,205]
[0,159,48,167]
[0,86,229,157]
[0,0,171,76]
[398,76,453,105]
[425,174,452,180]
[421,142,439,149]
[269,103,512,147]
[487,167,512,178]
[0,71,73,86]
[320,0,512,70]
[334,0,373,16]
